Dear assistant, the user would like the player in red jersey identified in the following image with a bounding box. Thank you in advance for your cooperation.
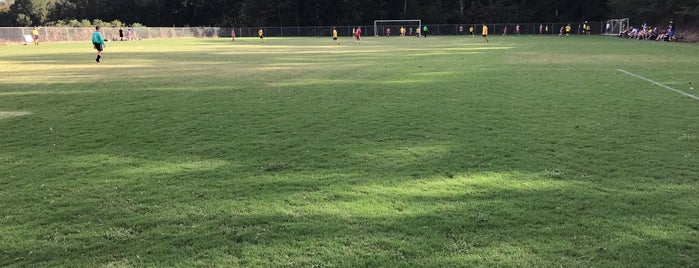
[355,26,362,44]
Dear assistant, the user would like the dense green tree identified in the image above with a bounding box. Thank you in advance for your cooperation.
[608,0,698,25]
[0,0,696,27]
[8,0,57,25]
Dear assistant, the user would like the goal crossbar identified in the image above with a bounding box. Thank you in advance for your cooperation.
[374,19,422,37]
[604,18,629,36]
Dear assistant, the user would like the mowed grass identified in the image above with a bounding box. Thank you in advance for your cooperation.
[1,35,698,267]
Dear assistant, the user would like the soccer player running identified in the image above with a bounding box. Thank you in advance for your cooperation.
[386,27,391,38]
[469,25,474,37]
[332,27,339,45]
[482,23,489,42]
[354,26,361,44]
[258,28,265,44]
[92,26,105,62]
[565,24,571,37]
[231,28,236,42]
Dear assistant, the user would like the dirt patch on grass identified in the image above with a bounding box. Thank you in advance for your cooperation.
[679,32,699,42]
[676,27,699,42]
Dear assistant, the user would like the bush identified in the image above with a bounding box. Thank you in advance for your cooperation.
[92,19,111,27]
[68,19,80,27]
[33,18,146,28]
[111,19,123,27]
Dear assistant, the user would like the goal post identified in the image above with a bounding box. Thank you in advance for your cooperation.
[604,18,629,36]
[374,19,422,37]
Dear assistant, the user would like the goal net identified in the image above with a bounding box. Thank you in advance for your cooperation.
[374,20,422,37]
[604,18,629,36]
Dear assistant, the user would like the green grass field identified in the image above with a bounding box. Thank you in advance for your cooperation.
[1,35,698,267]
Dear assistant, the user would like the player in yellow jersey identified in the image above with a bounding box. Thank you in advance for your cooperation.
[565,24,571,37]
[469,25,474,37]
[258,28,265,43]
[482,23,489,42]
[332,27,339,44]
[586,22,592,35]
[32,27,39,45]
[400,26,406,37]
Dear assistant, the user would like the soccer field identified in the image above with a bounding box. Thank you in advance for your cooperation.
[1,36,698,267]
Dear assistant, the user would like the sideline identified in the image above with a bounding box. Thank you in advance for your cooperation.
[617,69,699,101]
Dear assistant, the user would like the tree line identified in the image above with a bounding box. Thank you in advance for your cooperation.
[1,0,697,28]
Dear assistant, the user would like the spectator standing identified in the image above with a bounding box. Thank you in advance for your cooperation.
[668,20,676,39]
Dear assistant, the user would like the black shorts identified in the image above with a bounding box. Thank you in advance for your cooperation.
[259,35,264,39]
[333,37,337,40]
[482,34,488,37]
[93,42,103,51]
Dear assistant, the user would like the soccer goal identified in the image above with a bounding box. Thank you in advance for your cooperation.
[374,19,422,37]
[604,18,630,36]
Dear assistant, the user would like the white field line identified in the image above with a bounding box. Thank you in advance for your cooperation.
[0,111,33,120]
[617,69,699,101]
